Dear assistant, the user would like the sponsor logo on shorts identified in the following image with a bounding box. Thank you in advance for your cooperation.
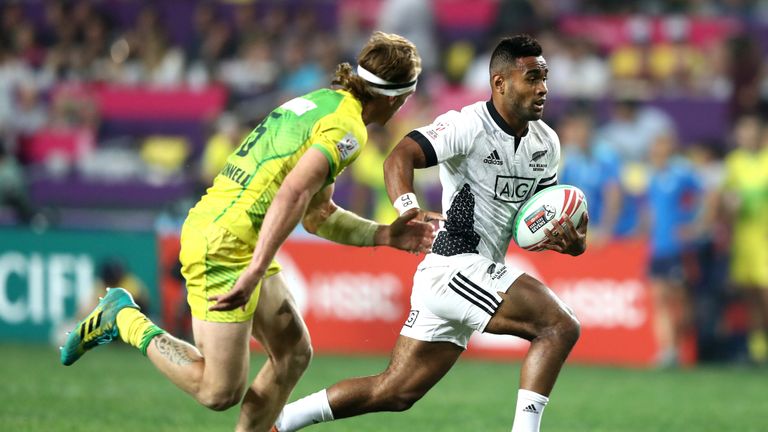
[490,265,508,280]
[525,204,556,233]
[405,310,419,327]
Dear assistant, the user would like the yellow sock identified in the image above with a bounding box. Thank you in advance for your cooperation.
[748,331,768,363]
[116,308,166,356]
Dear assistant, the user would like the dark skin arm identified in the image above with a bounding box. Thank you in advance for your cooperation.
[384,136,444,223]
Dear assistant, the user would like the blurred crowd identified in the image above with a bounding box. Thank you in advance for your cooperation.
[1,0,768,366]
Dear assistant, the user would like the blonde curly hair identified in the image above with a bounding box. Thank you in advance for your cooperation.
[332,31,422,103]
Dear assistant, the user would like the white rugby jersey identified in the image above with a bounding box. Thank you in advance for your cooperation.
[409,100,560,263]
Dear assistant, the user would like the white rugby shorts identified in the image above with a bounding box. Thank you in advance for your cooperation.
[400,253,524,349]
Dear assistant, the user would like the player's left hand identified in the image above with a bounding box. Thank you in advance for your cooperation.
[383,208,438,254]
[542,212,588,256]
[208,268,264,312]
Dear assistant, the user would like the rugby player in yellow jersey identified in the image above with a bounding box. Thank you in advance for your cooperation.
[60,32,435,432]
[723,115,768,363]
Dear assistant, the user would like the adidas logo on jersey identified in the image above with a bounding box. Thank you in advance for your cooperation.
[483,149,503,165]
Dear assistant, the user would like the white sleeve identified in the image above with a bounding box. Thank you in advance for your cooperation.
[408,110,473,166]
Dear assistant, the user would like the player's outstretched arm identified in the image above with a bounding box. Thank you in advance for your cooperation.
[302,186,434,254]
[209,148,329,312]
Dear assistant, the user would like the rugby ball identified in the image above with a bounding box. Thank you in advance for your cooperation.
[512,185,588,251]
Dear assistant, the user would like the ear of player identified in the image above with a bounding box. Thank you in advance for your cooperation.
[512,184,588,250]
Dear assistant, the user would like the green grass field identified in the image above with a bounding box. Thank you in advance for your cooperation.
[1,343,765,432]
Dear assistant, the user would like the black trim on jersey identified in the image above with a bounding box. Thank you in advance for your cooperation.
[486,100,515,136]
[539,173,557,184]
[534,180,558,194]
[455,272,501,309]
[485,101,528,154]
[448,282,495,316]
[407,130,438,168]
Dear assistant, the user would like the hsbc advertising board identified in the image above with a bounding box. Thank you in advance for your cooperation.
[165,237,659,366]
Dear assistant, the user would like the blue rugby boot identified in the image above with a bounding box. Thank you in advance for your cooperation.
[60,287,139,366]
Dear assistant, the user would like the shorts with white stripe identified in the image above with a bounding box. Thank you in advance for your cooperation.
[401,253,524,349]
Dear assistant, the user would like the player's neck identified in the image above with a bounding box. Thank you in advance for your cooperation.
[487,99,528,138]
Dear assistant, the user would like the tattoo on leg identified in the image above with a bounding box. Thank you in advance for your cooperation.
[154,335,197,366]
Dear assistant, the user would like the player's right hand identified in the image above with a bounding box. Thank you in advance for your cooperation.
[384,209,440,254]
[208,268,264,312]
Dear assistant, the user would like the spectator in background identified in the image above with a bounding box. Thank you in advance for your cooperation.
[113,7,185,87]
[597,94,675,237]
[0,143,34,224]
[231,2,259,49]
[558,109,622,247]
[648,17,707,96]
[599,95,676,163]
[12,21,46,69]
[135,33,185,87]
[643,132,703,368]
[727,35,762,119]
[546,37,609,99]
[8,80,48,144]
[218,38,280,94]
[376,0,438,74]
[79,12,113,81]
[685,140,730,362]
[489,0,541,39]
[6,79,47,167]
[0,43,34,134]
[198,112,245,190]
[337,6,369,63]
[277,37,324,101]
[722,115,768,365]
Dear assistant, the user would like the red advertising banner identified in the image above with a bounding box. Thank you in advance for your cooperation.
[158,237,660,366]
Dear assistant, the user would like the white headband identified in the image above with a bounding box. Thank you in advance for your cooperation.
[357,65,417,96]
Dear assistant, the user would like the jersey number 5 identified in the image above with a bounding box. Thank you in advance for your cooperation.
[236,112,283,157]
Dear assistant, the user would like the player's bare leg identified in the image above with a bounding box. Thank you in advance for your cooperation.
[485,273,579,396]
[146,318,252,410]
[328,336,461,417]
[237,273,313,432]
[649,278,677,366]
[484,273,580,432]
[274,336,461,431]
[61,286,253,411]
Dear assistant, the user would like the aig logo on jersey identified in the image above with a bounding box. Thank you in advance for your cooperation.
[336,133,360,161]
[494,176,535,203]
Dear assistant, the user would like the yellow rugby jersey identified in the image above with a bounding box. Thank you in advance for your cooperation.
[187,89,368,246]
[723,147,768,229]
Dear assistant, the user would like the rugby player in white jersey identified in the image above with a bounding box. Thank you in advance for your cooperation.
[273,34,588,432]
